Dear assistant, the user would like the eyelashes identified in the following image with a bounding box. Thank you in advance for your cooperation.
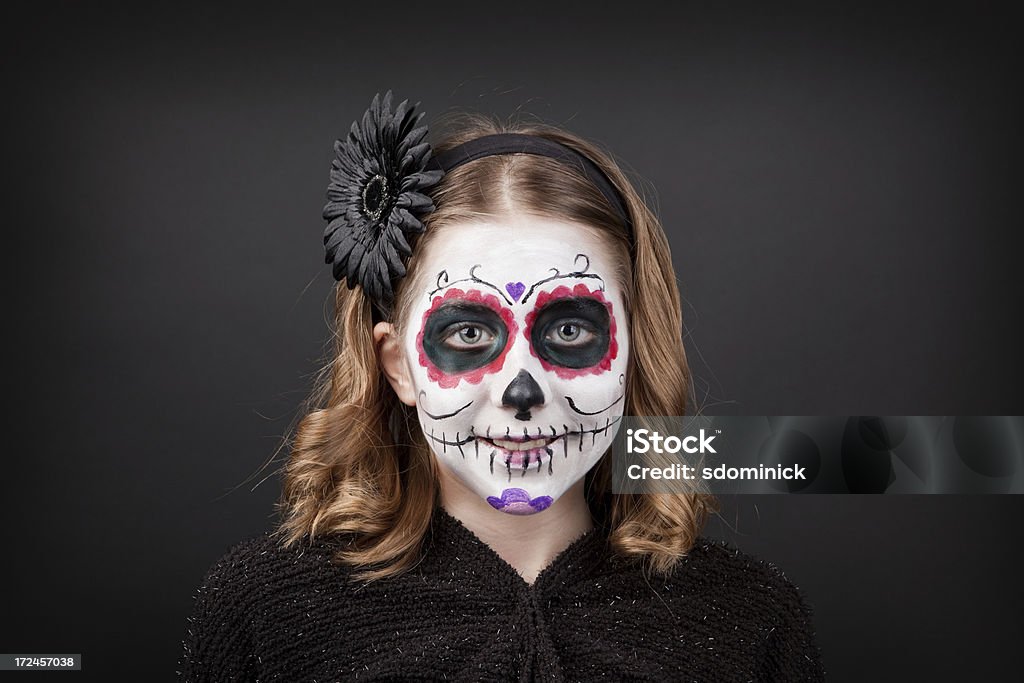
[422,297,612,371]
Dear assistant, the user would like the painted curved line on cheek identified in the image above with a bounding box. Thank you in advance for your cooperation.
[415,288,518,389]
[566,392,624,416]
[566,373,626,415]
[524,283,619,380]
[417,390,474,420]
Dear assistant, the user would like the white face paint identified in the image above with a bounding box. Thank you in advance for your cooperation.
[398,216,629,515]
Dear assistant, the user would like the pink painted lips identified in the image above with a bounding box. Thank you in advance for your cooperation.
[480,434,560,468]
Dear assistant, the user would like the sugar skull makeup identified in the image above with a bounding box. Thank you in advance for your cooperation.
[395,218,629,515]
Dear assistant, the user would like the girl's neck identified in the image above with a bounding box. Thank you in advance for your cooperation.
[438,472,594,585]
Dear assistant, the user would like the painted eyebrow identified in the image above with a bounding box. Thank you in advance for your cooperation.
[427,265,513,305]
[533,298,609,332]
[520,253,606,304]
[425,301,506,331]
[430,299,501,313]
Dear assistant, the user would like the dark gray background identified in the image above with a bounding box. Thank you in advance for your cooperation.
[3,2,1021,681]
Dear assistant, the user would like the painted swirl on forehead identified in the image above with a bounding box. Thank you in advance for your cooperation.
[416,288,517,389]
[520,253,606,304]
[427,266,514,306]
[523,283,618,379]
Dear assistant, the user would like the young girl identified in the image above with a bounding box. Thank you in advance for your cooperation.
[178,92,825,681]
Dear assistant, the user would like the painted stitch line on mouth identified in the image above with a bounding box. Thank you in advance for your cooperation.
[560,415,623,452]
[566,415,621,437]
[476,417,622,448]
[474,416,623,480]
[428,430,476,450]
[433,417,621,460]
[498,448,557,481]
[488,428,555,444]
[479,434,561,452]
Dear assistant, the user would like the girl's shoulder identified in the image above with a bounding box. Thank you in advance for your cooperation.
[678,536,804,583]
[632,537,825,680]
[666,536,813,609]
[673,538,821,661]
[208,530,338,566]
[192,530,350,598]
[596,535,817,633]
[178,531,350,680]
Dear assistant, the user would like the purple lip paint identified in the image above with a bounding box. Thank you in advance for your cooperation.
[486,487,553,515]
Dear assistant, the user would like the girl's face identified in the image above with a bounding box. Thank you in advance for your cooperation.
[387,216,629,515]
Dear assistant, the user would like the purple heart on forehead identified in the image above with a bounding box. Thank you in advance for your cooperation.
[505,282,526,302]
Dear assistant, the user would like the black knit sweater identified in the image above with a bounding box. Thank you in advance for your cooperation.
[178,506,825,681]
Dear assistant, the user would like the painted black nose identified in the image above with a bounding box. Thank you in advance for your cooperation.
[501,370,545,421]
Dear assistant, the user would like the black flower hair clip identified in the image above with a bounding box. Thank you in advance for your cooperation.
[322,91,443,309]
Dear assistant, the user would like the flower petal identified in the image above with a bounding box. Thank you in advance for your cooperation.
[390,226,413,257]
[401,169,444,192]
[345,239,367,282]
[379,229,405,276]
[324,221,356,254]
[400,142,431,172]
[394,191,434,212]
[405,124,429,147]
[358,248,385,303]
[392,208,425,234]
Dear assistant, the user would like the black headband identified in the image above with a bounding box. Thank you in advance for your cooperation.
[425,133,633,234]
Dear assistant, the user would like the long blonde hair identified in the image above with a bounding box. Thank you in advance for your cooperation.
[274,111,718,580]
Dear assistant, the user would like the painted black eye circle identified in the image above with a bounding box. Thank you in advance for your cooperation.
[422,302,509,373]
[531,298,611,369]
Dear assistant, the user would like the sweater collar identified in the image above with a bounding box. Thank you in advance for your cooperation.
[421,503,614,597]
